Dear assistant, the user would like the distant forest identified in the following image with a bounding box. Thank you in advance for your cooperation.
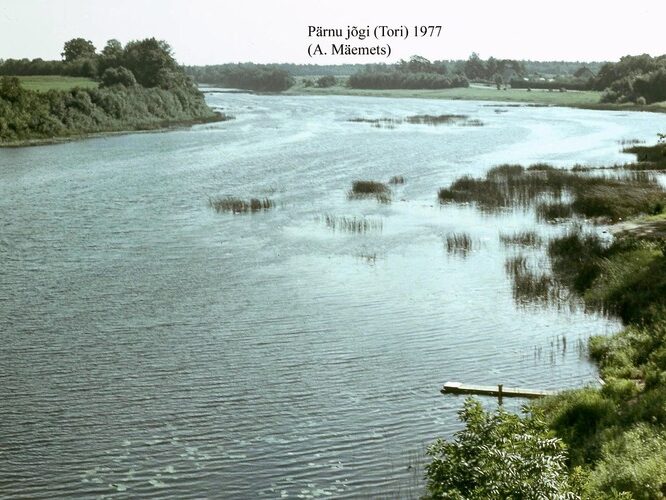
[210,59,607,78]
[3,48,664,105]
[183,54,608,92]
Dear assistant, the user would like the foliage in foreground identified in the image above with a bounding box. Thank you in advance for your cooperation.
[425,399,578,499]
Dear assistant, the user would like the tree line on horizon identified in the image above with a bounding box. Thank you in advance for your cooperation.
[2,44,665,104]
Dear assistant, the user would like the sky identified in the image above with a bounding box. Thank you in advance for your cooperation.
[0,0,664,65]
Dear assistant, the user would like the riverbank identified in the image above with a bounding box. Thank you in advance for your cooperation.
[426,141,666,498]
[0,75,224,148]
[0,112,229,148]
[285,83,666,113]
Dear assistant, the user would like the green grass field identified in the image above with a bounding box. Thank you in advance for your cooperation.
[286,81,604,106]
[16,75,98,92]
[288,82,666,112]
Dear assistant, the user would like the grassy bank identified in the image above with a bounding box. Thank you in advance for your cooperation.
[16,75,98,92]
[426,142,666,499]
[0,113,226,148]
[287,81,604,106]
[0,38,224,147]
[0,75,222,147]
[287,80,666,112]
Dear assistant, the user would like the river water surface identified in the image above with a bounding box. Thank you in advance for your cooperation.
[2,94,666,498]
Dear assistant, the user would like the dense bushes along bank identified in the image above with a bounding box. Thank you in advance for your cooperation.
[0,76,218,143]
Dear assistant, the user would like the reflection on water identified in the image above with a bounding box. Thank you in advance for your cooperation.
[2,93,666,498]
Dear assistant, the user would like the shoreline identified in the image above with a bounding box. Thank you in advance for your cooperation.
[283,85,666,114]
[0,113,229,149]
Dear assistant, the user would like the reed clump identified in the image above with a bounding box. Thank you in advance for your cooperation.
[623,142,666,165]
[209,196,274,213]
[499,230,543,247]
[405,114,469,125]
[323,214,383,233]
[536,202,574,221]
[348,114,483,128]
[348,180,392,203]
[388,175,405,185]
[445,232,476,256]
[438,163,665,222]
[504,254,567,306]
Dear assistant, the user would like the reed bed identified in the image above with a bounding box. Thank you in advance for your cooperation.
[504,254,528,276]
[617,138,645,145]
[348,180,392,203]
[536,202,574,221]
[348,117,400,129]
[499,230,543,247]
[209,196,274,213]
[438,163,665,222]
[405,114,469,125]
[348,114,483,128]
[504,254,569,307]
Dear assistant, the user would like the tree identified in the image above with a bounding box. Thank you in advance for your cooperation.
[101,39,123,60]
[463,53,486,80]
[0,76,25,103]
[122,38,178,87]
[494,74,503,90]
[61,38,96,61]
[315,75,336,88]
[425,399,579,499]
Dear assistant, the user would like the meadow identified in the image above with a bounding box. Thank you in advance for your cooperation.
[16,75,98,92]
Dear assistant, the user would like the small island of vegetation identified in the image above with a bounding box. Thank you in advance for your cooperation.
[0,37,223,146]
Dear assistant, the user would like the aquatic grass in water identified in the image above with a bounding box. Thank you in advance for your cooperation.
[348,117,401,127]
[388,175,405,185]
[348,180,392,203]
[348,114,483,128]
[438,163,665,222]
[536,202,574,222]
[499,231,543,247]
[445,232,477,256]
[504,254,528,276]
[323,214,383,234]
[209,196,274,213]
[460,118,484,127]
[617,138,645,146]
[405,114,468,125]
[527,163,557,172]
[504,254,571,308]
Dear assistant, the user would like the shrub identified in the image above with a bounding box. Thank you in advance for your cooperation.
[538,388,618,466]
[315,75,336,88]
[425,399,578,499]
[584,424,666,500]
[100,66,137,87]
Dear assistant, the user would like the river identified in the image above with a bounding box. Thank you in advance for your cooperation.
[2,93,665,498]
